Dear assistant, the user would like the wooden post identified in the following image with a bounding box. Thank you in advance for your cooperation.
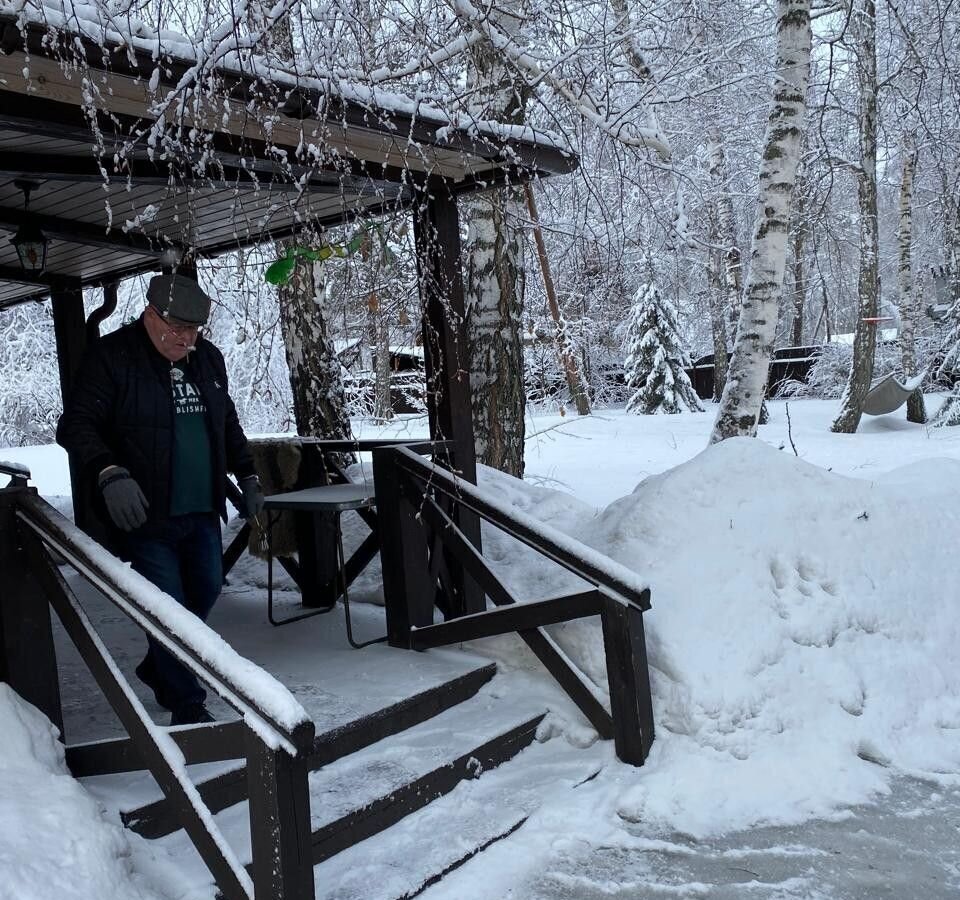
[51,283,92,533]
[246,723,316,900]
[411,182,476,483]
[0,488,64,737]
[372,449,434,647]
[599,595,655,766]
[411,182,484,617]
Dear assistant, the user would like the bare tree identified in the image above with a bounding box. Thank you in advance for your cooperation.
[832,0,879,434]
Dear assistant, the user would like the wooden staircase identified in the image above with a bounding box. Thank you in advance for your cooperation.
[87,662,598,899]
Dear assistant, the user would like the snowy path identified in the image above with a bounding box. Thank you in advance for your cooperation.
[451,777,960,899]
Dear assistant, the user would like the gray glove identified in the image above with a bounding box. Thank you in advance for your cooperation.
[98,467,149,532]
[238,475,264,520]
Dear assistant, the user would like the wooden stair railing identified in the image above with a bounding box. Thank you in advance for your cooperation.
[372,445,656,766]
[0,484,316,900]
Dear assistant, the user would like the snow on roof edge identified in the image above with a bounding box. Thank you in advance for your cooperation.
[0,0,575,163]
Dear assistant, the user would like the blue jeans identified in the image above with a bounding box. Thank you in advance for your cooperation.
[122,513,223,713]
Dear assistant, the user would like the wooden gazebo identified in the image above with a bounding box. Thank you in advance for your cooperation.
[0,9,576,517]
[0,15,658,900]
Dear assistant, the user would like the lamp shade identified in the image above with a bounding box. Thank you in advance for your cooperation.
[11,220,48,274]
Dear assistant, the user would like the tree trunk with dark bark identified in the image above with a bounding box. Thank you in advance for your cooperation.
[832,0,879,434]
[279,262,351,439]
[791,185,807,347]
[896,134,926,424]
[524,184,591,415]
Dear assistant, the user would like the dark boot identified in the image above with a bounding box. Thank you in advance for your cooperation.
[170,703,215,727]
[135,655,174,711]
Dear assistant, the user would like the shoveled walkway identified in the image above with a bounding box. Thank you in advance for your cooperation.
[426,775,960,899]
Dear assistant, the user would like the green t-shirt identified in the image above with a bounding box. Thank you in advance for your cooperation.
[169,361,214,516]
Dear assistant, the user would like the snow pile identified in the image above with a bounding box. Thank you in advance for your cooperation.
[580,438,960,835]
[0,685,165,900]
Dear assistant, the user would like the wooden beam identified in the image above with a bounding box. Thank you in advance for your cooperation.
[50,284,97,535]
[411,184,477,483]
[0,265,80,289]
[0,205,178,259]
[1,20,579,181]
[409,590,602,649]
[0,151,349,193]
[123,664,498,841]
[401,472,614,737]
[411,183,485,618]
[66,720,247,777]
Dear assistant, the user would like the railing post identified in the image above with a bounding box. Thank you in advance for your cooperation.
[0,487,63,737]
[599,594,655,766]
[372,448,435,647]
[246,721,316,900]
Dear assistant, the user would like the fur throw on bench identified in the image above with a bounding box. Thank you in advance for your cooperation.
[247,438,302,560]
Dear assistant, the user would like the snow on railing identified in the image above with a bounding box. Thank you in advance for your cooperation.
[392,446,651,610]
[14,492,311,754]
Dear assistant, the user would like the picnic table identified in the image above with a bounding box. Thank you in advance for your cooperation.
[223,438,442,623]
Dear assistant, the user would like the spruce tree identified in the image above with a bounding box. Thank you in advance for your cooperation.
[623,282,703,415]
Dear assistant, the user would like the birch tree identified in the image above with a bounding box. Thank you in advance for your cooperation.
[895,134,926,423]
[711,0,812,443]
[462,0,529,477]
[832,0,879,434]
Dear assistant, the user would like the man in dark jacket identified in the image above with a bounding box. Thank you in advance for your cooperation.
[57,273,264,726]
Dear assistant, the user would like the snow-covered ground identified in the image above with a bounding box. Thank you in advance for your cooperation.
[3,396,960,899]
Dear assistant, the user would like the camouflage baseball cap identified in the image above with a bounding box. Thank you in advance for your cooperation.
[147,273,212,325]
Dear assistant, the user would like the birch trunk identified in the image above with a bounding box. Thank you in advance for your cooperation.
[832,0,879,434]
[279,264,351,439]
[710,0,812,443]
[896,135,925,423]
[463,1,528,477]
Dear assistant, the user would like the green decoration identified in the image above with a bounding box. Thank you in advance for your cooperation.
[263,223,381,286]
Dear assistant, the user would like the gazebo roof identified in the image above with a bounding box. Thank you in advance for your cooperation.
[0,3,577,310]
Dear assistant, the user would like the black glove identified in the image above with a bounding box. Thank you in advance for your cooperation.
[238,475,264,520]
[98,467,149,532]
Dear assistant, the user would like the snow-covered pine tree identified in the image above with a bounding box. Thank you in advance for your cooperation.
[623,283,703,415]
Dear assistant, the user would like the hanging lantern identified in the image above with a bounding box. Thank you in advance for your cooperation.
[10,181,48,275]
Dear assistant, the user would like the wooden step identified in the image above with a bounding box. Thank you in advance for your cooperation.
[310,733,601,900]
[121,661,497,839]
[308,712,545,865]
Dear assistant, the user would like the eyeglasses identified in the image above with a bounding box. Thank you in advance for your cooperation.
[149,304,204,338]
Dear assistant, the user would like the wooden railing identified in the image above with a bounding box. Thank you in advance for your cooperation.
[371,446,655,766]
[0,475,316,900]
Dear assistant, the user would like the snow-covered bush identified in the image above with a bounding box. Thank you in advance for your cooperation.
[0,305,62,447]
